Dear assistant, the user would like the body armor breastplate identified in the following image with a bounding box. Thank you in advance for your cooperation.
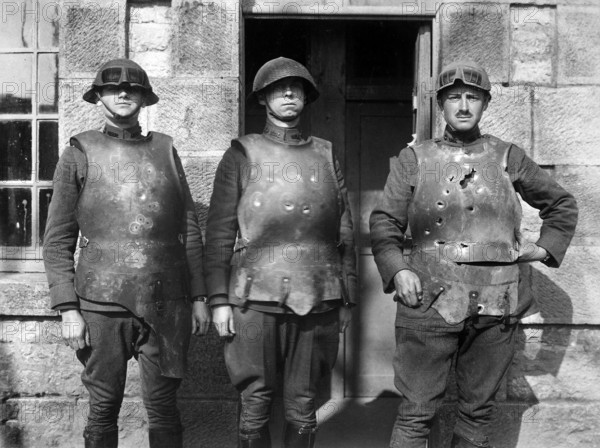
[407,136,521,324]
[231,134,343,315]
[72,131,189,377]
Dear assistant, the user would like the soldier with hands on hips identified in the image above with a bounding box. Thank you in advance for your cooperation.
[43,59,210,448]
[370,61,578,448]
[205,57,357,448]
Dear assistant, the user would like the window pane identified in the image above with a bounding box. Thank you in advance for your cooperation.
[0,121,32,181]
[39,189,53,243]
[38,0,60,48]
[38,54,59,113]
[39,121,58,180]
[0,188,32,247]
[0,54,33,113]
[0,0,34,48]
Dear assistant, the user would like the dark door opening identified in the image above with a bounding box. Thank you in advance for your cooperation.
[243,17,432,447]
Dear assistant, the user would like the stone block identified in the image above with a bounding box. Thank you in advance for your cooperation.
[439,2,509,83]
[129,23,171,52]
[0,397,237,448]
[510,5,556,86]
[148,78,239,154]
[557,5,600,84]
[518,165,593,242]
[0,319,234,400]
[171,1,239,77]
[129,4,172,24]
[519,197,543,243]
[531,246,600,325]
[533,86,600,165]
[0,273,52,316]
[548,165,600,241]
[1,397,147,448]
[480,84,533,153]
[59,1,126,78]
[130,51,173,78]
[432,401,600,448]
[509,327,600,401]
[0,321,142,398]
[58,80,105,150]
[180,155,223,227]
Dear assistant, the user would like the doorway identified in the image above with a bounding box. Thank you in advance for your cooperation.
[244,18,432,446]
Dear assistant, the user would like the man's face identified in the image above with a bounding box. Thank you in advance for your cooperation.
[259,78,306,122]
[97,85,145,119]
[439,84,489,132]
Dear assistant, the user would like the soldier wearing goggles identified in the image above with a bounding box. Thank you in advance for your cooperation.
[43,59,210,448]
[370,60,578,448]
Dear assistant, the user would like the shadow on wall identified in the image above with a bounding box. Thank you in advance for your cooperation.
[431,265,573,448]
[0,333,23,448]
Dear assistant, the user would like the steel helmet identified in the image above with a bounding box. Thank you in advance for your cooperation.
[83,59,159,106]
[251,57,319,104]
[436,60,491,94]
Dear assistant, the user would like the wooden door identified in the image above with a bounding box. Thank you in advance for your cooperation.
[244,19,433,446]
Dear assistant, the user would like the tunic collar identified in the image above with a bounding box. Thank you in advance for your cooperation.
[262,121,306,145]
[103,123,143,140]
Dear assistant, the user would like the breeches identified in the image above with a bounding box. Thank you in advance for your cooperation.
[77,310,183,434]
[390,304,517,448]
[224,306,340,432]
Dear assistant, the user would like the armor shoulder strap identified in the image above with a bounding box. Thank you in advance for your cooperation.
[149,131,173,149]
[232,134,264,162]
[483,134,512,165]
[70,130,104,152]
[409,138,439,164]
[149,132,183,201]
[310,136,334,164]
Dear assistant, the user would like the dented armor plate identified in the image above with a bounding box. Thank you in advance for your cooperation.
[72,130,189,377]
[407,136,521,323]
[231,134,344,315]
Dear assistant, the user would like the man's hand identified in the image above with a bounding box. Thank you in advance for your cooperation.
[212,305,236,337]
[338,306,353,333]
[393,269,423,308]
[61,310,90,350]
[516,230,548,262]
[191,302,211,336]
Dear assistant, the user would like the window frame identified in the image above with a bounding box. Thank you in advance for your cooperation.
[0,7,59,272]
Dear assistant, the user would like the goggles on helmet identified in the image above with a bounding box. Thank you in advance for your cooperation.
[100,67,149,88]
[437,64,491,92]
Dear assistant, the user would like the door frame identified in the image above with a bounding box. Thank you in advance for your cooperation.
[241,14,437,403]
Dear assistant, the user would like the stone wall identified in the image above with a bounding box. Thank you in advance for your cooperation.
[1,1,239,447]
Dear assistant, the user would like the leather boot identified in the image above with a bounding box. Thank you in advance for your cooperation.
[149,428,183,448]
[450,433,491,448]
[83,428,119,448]
[239,426,272,448]
[282,423,316,448]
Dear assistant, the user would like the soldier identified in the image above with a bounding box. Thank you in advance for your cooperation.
[43,59,211,448]
[205,57,357,448]
[370,61,578,448]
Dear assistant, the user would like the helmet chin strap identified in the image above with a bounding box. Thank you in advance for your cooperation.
[267,109,296,123]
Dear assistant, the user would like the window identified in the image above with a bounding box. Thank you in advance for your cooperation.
[0,0,59,270]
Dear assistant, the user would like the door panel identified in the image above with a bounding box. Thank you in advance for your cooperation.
[345,101,413,397]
